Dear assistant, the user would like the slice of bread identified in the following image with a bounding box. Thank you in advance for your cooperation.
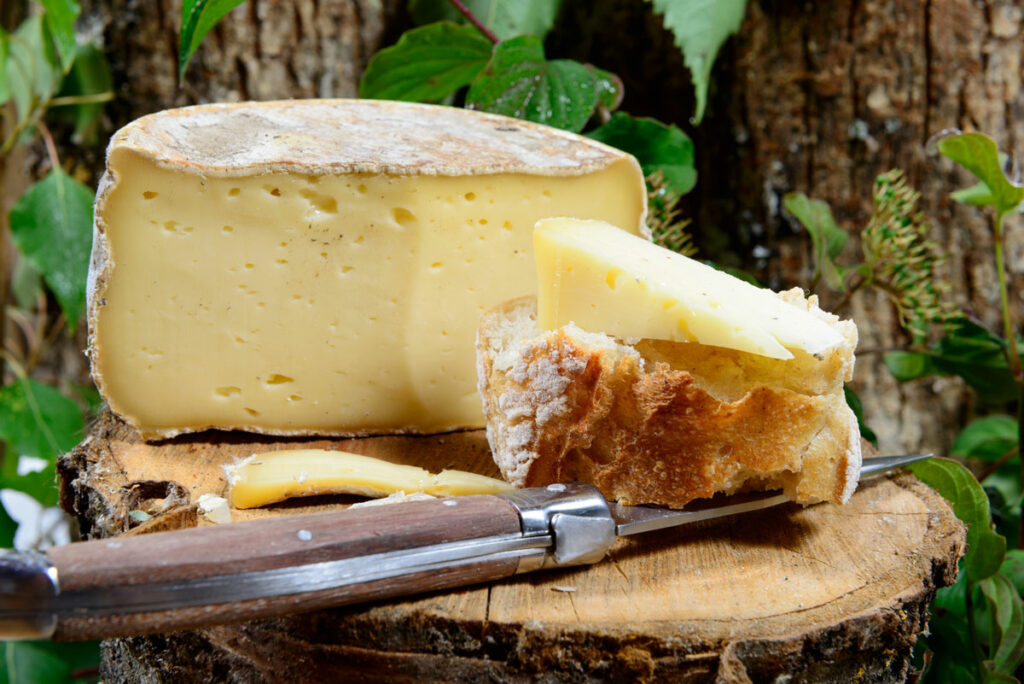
[476,294,861,507]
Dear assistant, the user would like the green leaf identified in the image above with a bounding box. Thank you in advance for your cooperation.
[938,133,1024,217]
[985,478,1021,543]
[359,23,492,102]
[883,350,936,381]
[951,181,997,208]
[0,376,83,465]
[179,0,247,81]
[649,0,747,124]
[5,15,62,126]
[843,385,877,446]
[466,35,596,132]
[10,257,43,311]
[8,168,95,330]
[953,416,1018,462]
[909,457,1006,583]
[408,0,562,41]
[918,608,977,683]
[979,572,1024,674]
[930,324,1019,403]
[1000,550,1024,598]
[884,322,1019,403]
[591,67,622,112]
[0,641,71,684]
[587,112,696,195]
[40,0,81,73]
[52,43,113,145]
[782,193,849,289]
[0,28,10,105]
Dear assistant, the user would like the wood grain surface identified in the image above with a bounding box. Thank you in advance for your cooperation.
[58,413,966,682]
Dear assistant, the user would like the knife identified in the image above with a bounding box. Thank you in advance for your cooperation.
[0,453,929,642]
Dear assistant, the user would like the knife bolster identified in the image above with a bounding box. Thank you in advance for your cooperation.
[499,483,616,572]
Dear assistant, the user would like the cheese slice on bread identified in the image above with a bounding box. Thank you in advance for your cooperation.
[476,218,861,507]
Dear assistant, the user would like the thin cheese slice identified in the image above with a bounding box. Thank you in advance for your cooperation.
[223,449,513,509]
[534,218,844,359]
[88,100,648,438]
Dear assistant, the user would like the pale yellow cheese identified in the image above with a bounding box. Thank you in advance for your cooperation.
[88,100,647,438]
[534,218,845,359]
[223,449,513,509]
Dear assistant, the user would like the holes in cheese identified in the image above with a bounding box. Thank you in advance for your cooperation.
[534,218,846,359]
[223,449,513,509]
[88,101,648,439]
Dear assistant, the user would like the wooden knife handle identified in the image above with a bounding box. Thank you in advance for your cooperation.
[47,495,524,641]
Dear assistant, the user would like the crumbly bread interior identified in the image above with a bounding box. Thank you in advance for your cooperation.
[476,295,861,507]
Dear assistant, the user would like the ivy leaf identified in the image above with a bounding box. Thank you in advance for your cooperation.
[40,0,80,73]
[938,133,1024,218]
[843,386,877,446]
[359,23,492,102]
[179,0,247,81]
[953,416,1018,463]
[782,193,849,290]
[587,112,696,195]
[909,457,1005,583]
[979,573,1024,674]
[466,35,596,133]
[648,0,747,124]
[8,168,94,330]
[408,0,562,41]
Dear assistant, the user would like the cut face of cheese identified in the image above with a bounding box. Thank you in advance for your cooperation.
[223,449,513,509]
[534,218,845,359]
[88,100,647,438]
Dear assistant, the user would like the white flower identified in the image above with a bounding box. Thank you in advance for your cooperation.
[0,489,71,551]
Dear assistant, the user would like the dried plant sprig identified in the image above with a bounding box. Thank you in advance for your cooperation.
[861,170,960,340]
[646,170,696,257]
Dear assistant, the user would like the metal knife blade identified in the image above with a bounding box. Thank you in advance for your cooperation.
[609,452,933,537]
[0,453,930,642]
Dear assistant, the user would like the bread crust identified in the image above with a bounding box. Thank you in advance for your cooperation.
[477,297,861,507]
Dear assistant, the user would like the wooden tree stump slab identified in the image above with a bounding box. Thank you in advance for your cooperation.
[58,413,965,683]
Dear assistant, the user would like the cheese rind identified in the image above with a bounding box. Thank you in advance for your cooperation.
[223,449,513,509]
[534,218,845,359]
[89,101,648,438]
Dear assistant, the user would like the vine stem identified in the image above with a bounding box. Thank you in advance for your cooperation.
[994,213,1022,378]
[37,120,60,172]
[993,210,1024,548]
[448,0,499,43]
